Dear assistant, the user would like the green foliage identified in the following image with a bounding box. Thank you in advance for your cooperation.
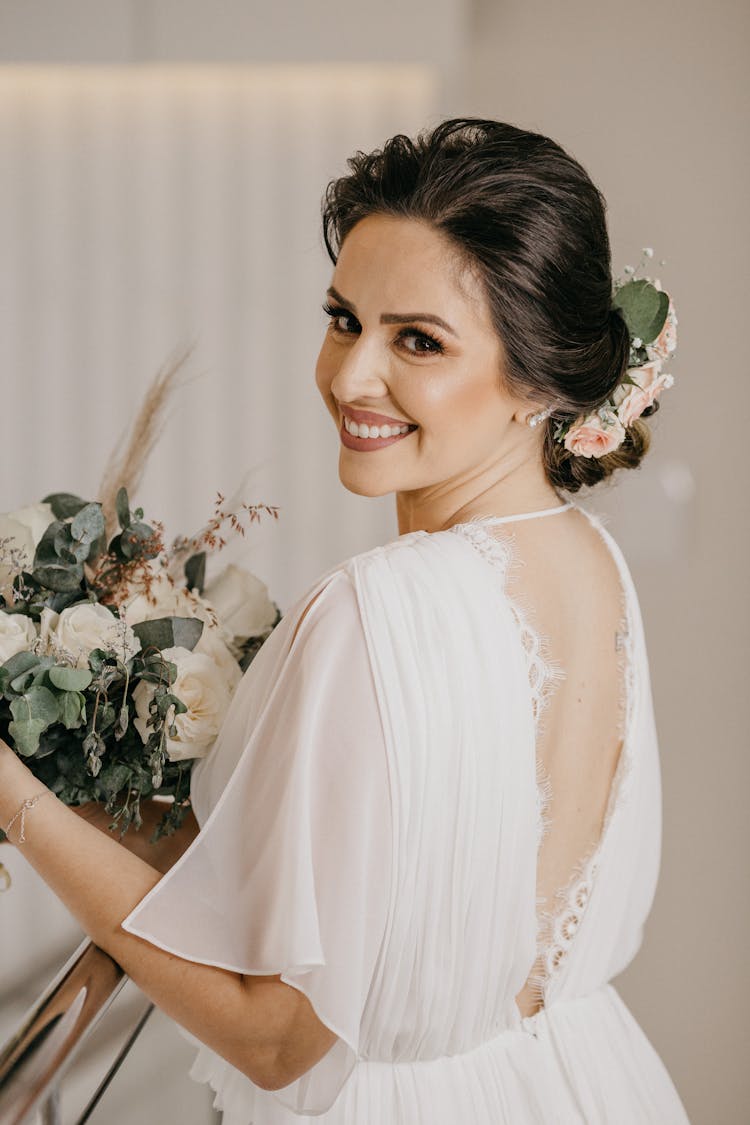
[184,552,206,594]
[132,615,204,654]
[116,487,131,530]
[0,484,281,842]
[29,508,105,598]
[612,279,669,346]
[42,492,89,520]
[48,666,93,692]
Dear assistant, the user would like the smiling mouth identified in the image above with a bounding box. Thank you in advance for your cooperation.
[340,417,418,450]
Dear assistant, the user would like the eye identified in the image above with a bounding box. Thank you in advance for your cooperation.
[396,328,445,356]
[322,302,360,335]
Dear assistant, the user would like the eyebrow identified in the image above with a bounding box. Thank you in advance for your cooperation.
[326,286,458,338]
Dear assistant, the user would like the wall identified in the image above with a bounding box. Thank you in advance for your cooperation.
[462,2,749,1121]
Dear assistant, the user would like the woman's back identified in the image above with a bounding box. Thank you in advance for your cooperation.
[474,504,631,1018]
[122,498,690,1122]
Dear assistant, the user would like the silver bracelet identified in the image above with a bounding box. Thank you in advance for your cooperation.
[3,791,53,844]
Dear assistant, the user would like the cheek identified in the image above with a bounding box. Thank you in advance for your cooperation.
[417,369,499,435]
[315,341,335,402]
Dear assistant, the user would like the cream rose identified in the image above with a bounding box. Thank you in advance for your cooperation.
[193,625,243,693]
[203,564,277,643]
[52,602,141,668]
[563,410,626,458]
[614,361,675,427]
[0,610,37,664]
[9,502,56,547]
[132,645,233,761]
[0,502,55,604]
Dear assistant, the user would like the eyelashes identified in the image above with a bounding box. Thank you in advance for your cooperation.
[321,302,445,356]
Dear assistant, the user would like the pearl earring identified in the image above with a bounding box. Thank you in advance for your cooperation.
[527,407,552,428]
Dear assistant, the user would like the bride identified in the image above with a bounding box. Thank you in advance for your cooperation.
[0,118,690,1122]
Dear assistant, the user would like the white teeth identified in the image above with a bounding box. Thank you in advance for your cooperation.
[344,417,411,439]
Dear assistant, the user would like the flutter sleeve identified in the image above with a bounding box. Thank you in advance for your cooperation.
[119,567,393,1115]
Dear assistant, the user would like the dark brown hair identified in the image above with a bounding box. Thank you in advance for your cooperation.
[321,117,655,492]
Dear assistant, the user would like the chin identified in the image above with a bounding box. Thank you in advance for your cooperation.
[338,465,394,498]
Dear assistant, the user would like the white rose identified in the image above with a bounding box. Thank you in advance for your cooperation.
[203,564,277,643]
[0,502,54,604]
[120,568,217,629]
[8,502,56,548]
[0,610,37,664]
[52,602,141,669]
[132,645,233,761]
[193,626,243,693]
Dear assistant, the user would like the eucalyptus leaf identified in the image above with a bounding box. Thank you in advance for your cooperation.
[34,521,67,564]
[42,492,88,520]
[1,651,40,681]
[71,503,105,544]
[184,552,206,594]
[11,685,60,726]
[59,690,85,729]
[49,665,93,692]
[612,279,669,346]
[48,589,88,614]
[8,717,47,756]
[120,522,159,561]
[9,670,35,693]
[99,702,116,731]
[116,487,131,530]
[53,525,75,557]
[132,615,204,653]
[32,561,85,593]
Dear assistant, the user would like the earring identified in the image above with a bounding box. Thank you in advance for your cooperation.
[526,407,552,428]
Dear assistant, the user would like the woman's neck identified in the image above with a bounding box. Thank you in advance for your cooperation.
[396,475,567,536]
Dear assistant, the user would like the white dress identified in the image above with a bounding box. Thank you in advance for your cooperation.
[120,500,691,1123]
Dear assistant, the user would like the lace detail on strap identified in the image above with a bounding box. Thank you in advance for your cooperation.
[449,518,567,759]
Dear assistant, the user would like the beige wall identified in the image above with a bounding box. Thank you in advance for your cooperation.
[459,2,749,1120]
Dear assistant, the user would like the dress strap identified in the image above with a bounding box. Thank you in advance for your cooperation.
[475,501,574,526]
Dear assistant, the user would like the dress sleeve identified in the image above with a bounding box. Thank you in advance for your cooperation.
[119,568,392,1115]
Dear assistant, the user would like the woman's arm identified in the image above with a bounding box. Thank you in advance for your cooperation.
[0,740,338,1091]
[68,798,201,874]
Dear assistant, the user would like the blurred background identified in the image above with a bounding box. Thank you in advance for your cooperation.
[0,1,747,1121]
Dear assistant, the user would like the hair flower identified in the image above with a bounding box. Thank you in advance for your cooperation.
[562,409,626,459]
[552,247,678,458]
[612,360,674,427]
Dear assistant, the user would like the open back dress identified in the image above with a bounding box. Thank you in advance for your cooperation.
[120,499,691,1123]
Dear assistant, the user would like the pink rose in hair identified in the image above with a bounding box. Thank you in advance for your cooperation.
[646,297,678,363]
[614,361,675,427]
[563,410,626,458]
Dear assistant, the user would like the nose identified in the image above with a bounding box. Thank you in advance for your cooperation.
[329,334,389,406]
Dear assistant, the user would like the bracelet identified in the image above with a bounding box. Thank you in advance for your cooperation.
[3,791,53,844]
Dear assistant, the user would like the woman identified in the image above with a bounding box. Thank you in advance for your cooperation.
[0,119,690,1122]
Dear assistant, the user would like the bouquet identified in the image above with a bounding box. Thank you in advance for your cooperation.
[0,350,281,881]
[0,487,280,854]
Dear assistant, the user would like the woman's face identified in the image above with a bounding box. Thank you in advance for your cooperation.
[315,214,538,505]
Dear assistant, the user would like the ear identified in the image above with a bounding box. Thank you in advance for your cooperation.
[512,403,546,426]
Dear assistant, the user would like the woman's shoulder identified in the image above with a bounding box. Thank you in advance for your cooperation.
[284,525,494,651]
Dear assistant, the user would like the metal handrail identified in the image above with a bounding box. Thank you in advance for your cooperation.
[0,937,152,1125]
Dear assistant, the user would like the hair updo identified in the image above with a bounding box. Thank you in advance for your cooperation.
[321,117,653,492]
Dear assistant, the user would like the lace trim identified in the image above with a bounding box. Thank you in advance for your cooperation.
[448,519,567,753]
[449,513,637,1009]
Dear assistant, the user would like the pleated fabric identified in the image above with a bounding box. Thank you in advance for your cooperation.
[120,506,690,1123]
